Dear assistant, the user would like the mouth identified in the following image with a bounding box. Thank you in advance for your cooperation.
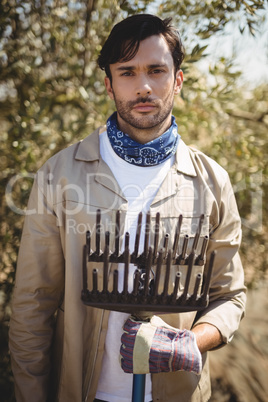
[133,103,156,113]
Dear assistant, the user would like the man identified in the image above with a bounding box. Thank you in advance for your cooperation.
[9,14,246,402]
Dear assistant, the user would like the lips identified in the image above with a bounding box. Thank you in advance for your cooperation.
[133,103,156,112]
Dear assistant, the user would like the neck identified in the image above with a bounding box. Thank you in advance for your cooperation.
[117,114,173,144]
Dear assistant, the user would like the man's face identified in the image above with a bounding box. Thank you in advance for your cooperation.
[105,35,183,144]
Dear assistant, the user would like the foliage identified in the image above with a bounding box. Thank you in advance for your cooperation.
[172,63,268,286]
[0,0,267,400]
[159,0,266,39]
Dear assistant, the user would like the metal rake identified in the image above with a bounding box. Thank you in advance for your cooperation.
[81,209,215,314]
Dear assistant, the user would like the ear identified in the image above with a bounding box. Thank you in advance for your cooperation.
[105,76,114,100]
[174,69,183,94]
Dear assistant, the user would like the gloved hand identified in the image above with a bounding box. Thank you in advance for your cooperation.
[120,315,202,375]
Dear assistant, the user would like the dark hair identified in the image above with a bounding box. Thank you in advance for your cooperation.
[97,14,185,81]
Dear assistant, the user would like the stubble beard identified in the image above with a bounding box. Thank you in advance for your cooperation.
[114,95,175,132]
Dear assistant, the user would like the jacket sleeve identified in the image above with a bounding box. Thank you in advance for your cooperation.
[193,172,246,345]
[9,172,65,402]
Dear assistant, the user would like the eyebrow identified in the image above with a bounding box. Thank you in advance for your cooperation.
[115,63,168,71]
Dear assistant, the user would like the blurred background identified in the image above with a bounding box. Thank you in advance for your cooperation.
[0,1,267,400]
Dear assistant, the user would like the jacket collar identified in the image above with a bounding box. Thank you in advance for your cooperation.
[174,139,197,177]
[75,127,103,162]
[75,126,197,177]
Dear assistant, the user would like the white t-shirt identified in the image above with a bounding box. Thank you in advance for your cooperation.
[95,130,175,402]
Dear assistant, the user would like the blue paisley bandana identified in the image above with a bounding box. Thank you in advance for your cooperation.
[106,112,180,166]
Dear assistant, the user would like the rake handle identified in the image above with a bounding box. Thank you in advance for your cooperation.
[130,313,152,402]
[132,374,146,402]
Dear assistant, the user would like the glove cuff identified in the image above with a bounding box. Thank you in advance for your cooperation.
[172,331,202,375]
[132,321,157,374]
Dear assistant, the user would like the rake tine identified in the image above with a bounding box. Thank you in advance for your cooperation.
[92,269,98,293]
[96,209,101,257]
[177,234,189,265]
[172,215,183,259]
[133,270,141,297]
[133,212,142,259]
[86,231,91,259]
[143,211,151,258]
[195,235,209,266]
[171,272,181,304]
[114,210,121,258]
[124,231,130,249]
[111,269,119,303]
[153,212,160,260]
[201,250,216,303]
[103,232,110,293]
[152,249,163,299]
[192,214,204,252]
[105,231,110,249]
[162,249,172,300]
[163,234,169,259]
[143,247,153,297]
[86,230,91,248]
[189,273,202,304]
[82,244,88,293]
[181,251,195,303]
[123,235,130,296]
[113,269,119,294]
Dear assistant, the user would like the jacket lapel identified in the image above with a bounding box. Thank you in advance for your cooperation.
[151,140,197,206]
[75,127,126,201]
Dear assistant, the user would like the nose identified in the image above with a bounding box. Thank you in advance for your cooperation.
[136,75,152,96]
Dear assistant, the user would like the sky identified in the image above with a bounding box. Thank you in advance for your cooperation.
[148,2,268,88]
[201,8,268,87]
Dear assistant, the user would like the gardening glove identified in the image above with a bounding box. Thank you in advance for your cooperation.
[120,315,202,375]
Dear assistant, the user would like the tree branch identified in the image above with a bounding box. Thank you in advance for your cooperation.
[82,0,98,82]
[226,109,268,124]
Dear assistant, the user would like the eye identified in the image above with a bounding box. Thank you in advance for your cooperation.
[150,69,165,74]
[120,71,134,77]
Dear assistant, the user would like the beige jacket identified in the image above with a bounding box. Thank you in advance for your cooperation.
[9,128,246,402]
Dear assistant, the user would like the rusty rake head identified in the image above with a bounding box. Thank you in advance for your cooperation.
[81,209,215,314]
